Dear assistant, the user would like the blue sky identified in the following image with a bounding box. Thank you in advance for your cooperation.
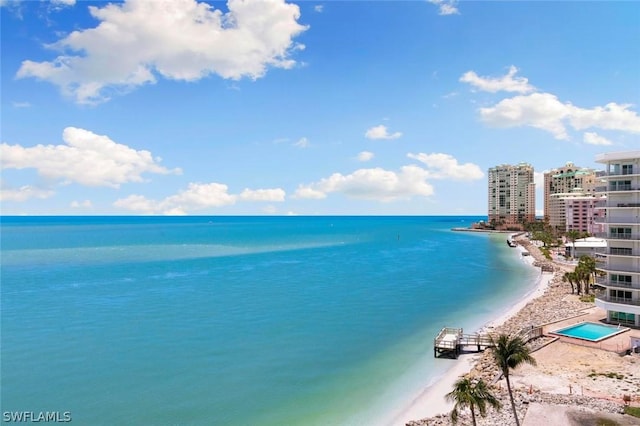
[1,0,639,216]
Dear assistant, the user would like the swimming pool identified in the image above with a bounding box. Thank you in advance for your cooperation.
[550,322,629,342]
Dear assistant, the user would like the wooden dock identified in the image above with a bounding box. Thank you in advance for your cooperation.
[433,327,494,358]
[434,326,543,358]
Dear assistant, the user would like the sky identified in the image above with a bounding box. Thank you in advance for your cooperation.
[1,0,639,216]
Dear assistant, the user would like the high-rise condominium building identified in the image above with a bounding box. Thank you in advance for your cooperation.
[543,162,599,233]
[564,195,604,234]
[594,151,640,327]
[488,163,535,228]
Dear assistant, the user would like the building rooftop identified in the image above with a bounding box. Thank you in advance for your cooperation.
[595,151,640,162]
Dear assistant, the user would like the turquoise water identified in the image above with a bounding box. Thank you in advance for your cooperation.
[1,216,538,425]
[551,322,624,341]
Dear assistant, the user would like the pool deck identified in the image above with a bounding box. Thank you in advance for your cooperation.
[541,306,640,353]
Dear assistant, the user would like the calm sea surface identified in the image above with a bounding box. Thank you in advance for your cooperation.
[1,216,538,425]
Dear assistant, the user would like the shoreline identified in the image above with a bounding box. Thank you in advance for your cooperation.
[394,242,554,424]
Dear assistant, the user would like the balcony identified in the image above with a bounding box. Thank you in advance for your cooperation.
[595,185,640,192]
[596,277,636,288]
[594,232,640,240]
[598,264,640,274]
[595,291,640,306]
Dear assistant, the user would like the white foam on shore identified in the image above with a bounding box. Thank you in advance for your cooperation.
[390,243,554,425]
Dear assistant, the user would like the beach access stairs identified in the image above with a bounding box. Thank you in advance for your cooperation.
[434,326,543,358]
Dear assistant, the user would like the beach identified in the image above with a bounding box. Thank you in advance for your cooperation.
[394,241,554,424]
[403,234,640,425]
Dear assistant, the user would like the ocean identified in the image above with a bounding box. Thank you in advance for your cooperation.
[0,216,538,425]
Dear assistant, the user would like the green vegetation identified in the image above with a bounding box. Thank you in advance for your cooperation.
[624,406,640,417]
[563,256,600,295]
[490,334,536,426]
[579,294,595,302]
[446,377,501,425]
[587,371,625,380]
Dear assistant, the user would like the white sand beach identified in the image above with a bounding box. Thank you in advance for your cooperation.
[393,254,556,425]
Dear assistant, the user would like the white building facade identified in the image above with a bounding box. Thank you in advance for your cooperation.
[594,151,640,327]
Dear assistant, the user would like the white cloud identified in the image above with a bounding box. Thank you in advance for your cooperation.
[70,199,93,208]
[365,124,402,140]
[294,137,310,148]
[293,165,434,202]
[407,153,484,180]
[356,151,374,162]
[113,194,160,214]
[428,0,459,15]
[115,182,285,214]
[479,93,640,140]
[0,127,181,188]
[17,0,308,104]
[292,186,327,199]
[0,185,54,202]
[314,5,323,13]
[460,66,535,94]
[51,0,76,6]
[569,103,640,133]
[534,171,545,189]
[12,101,31,108]
[583,132,613,146]
[239,188,286,202]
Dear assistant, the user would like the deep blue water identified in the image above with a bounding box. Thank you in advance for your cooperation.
[1,216,538,425]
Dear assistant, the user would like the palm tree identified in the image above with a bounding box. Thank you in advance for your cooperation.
[565,229,581,259]
[562,271,576,294]
[577,255,598,294]
[490,334,537,426]
[446,377,501,425]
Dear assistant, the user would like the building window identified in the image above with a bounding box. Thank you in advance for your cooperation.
[611,311,635,326]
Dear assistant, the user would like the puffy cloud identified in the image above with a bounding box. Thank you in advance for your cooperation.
[115,182,285,214]
[293,165,434,202]
[428,0,459,15]
[314,5,323,13]
[407,152,484,180]
[569,103,640,133]
[17,0,308,104]
[365,124,402,140]
[0,184,54,202]
[239,188,286,202]
[113,194,160,214]
[479,93,640,140]
[460,66,535,94]
[583,132,613,146]
[356,151,374,162]
[292,186,326,199]
[0,127,181,187]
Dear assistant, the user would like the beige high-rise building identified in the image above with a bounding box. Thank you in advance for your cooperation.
[488,163,535,228]
[543,162,598,233]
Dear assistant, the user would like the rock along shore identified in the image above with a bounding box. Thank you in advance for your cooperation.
[406,235,630,426]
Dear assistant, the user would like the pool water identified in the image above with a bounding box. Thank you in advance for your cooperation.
[551,322,628,342]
